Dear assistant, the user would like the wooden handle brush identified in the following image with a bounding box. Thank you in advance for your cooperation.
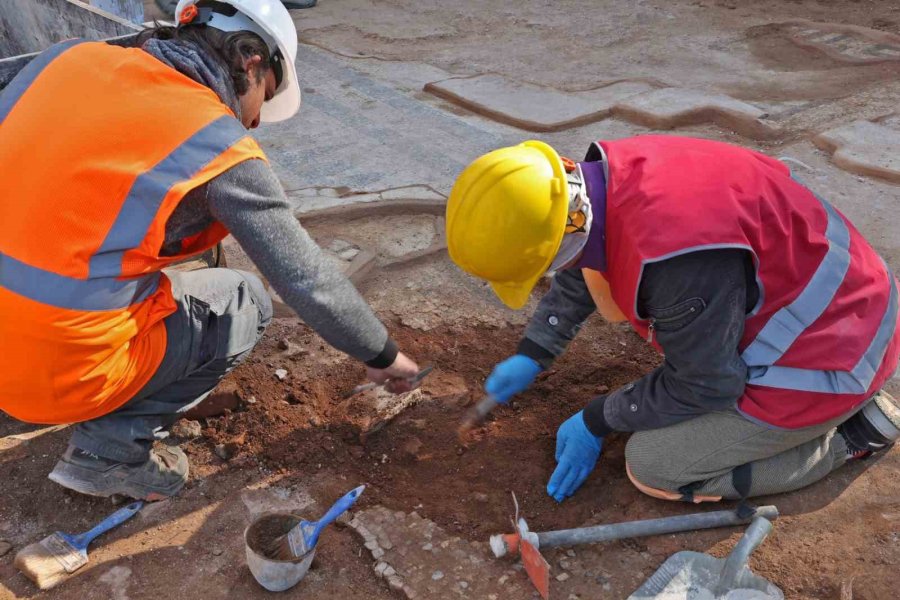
[15,501,143,590]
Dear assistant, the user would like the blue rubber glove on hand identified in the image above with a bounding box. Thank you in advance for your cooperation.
[484,354,543,404]
[547,410,604,502]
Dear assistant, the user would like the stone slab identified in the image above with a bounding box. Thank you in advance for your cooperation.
[90,0,143,23]
[347,506,534,599]
[612,88,779,140]
[785,20,900,64]
[425,74,654,132]
[254,44,518,197]
[0,0,141,59]
[813,120,900,184]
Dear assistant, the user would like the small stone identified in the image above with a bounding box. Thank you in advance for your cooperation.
[559,559,571,570]
[0,541,11,557]
[402,585,418,599]
[275,368,288,380]
[432,570,444,581]
[338,247,361,261]
[328,238,353,253]
[372,547,385,559]
[387,575,404,591]
[213,444,233,461]
[170,420,202,439]
[602,582,612,591]
[459,581,469,589]
[556,572,570,582]
[472,492,489,502]
[498,575,509,585]
[402,437,424,458]
[211,547,223,556]
[566,549,576,557]
[244,395,257,404]
[277,338,291,350]
[374,562,388,577]
[364,540,379,551]
[383,565,396,577]
[421,543,433,551]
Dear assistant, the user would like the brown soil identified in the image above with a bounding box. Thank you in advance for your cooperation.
[3,2,898,599]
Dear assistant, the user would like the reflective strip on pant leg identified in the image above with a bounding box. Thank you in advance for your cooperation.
[625,463,722,503]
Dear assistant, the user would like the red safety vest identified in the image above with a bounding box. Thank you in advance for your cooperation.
[584,136,900,429]
[0,40,266,424]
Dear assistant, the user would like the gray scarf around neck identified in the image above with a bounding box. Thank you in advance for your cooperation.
[141,37,242,120]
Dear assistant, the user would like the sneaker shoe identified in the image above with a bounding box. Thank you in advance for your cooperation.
[48,445,188,501]
[838,391,900,461]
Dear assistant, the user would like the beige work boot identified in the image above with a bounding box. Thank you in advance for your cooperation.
[48,445,188,501]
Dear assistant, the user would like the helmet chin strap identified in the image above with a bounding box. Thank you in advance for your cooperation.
[547,162,593,274]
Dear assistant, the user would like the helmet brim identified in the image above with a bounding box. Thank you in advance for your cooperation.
[490,275,542,310]
[260,52,301,122]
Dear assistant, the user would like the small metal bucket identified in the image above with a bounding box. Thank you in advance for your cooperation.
[245,512,316,592]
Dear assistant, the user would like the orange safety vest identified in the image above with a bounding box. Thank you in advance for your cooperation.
[0,40,266,424]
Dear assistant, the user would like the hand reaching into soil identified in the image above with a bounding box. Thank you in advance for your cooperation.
[366,352,420,394]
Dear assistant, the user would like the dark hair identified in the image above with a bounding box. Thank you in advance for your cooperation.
[136,24,270,96]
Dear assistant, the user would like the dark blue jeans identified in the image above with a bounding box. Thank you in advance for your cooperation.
[69,268,273,462]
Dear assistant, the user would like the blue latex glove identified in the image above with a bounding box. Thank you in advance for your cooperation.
[547,410,604,502]
[484,354,543,404]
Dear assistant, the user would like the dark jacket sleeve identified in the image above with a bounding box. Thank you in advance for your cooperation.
[517,269,597,369]
[583,249,754,436]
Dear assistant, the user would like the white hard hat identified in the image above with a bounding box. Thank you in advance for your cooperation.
[175,0,301,122]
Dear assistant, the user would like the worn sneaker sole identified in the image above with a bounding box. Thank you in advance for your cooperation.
[48,460,187,502]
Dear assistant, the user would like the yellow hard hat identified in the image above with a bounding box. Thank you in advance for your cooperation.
[446,140,569,309]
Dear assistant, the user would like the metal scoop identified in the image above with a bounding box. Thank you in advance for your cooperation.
[628,516,784,599]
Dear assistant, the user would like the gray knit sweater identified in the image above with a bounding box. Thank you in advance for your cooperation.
[143,38,392,364]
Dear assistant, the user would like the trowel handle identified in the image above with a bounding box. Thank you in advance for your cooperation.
[307,485,365,548]
[715,516,773,594]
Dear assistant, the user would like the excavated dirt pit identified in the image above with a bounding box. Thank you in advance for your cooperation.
[2,2,899,597]
[0,207,897,599]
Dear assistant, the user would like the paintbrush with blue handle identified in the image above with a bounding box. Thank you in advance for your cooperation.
[15,501,143,589]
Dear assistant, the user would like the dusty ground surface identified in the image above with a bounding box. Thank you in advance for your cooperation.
[3,1,900,599]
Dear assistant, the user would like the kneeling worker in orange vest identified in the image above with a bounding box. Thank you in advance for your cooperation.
[446,137,900,504]
[0,0,419,501]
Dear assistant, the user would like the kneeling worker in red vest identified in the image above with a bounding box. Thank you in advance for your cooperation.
[0,0,419,501]
[446,137,900,503]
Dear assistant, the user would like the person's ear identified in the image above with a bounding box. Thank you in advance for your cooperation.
[243,54,264,76]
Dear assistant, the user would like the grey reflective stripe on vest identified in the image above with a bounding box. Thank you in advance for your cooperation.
[0,39,85,123]
[1,47,250,310]
[747,271,898,394]
[741,178,899,394]
[741,198,851,367]
[0,252,161,311]
[89,115,249,278]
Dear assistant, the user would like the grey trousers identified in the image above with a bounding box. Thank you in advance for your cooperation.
[69,269,273,463]
[622,398,875,500]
